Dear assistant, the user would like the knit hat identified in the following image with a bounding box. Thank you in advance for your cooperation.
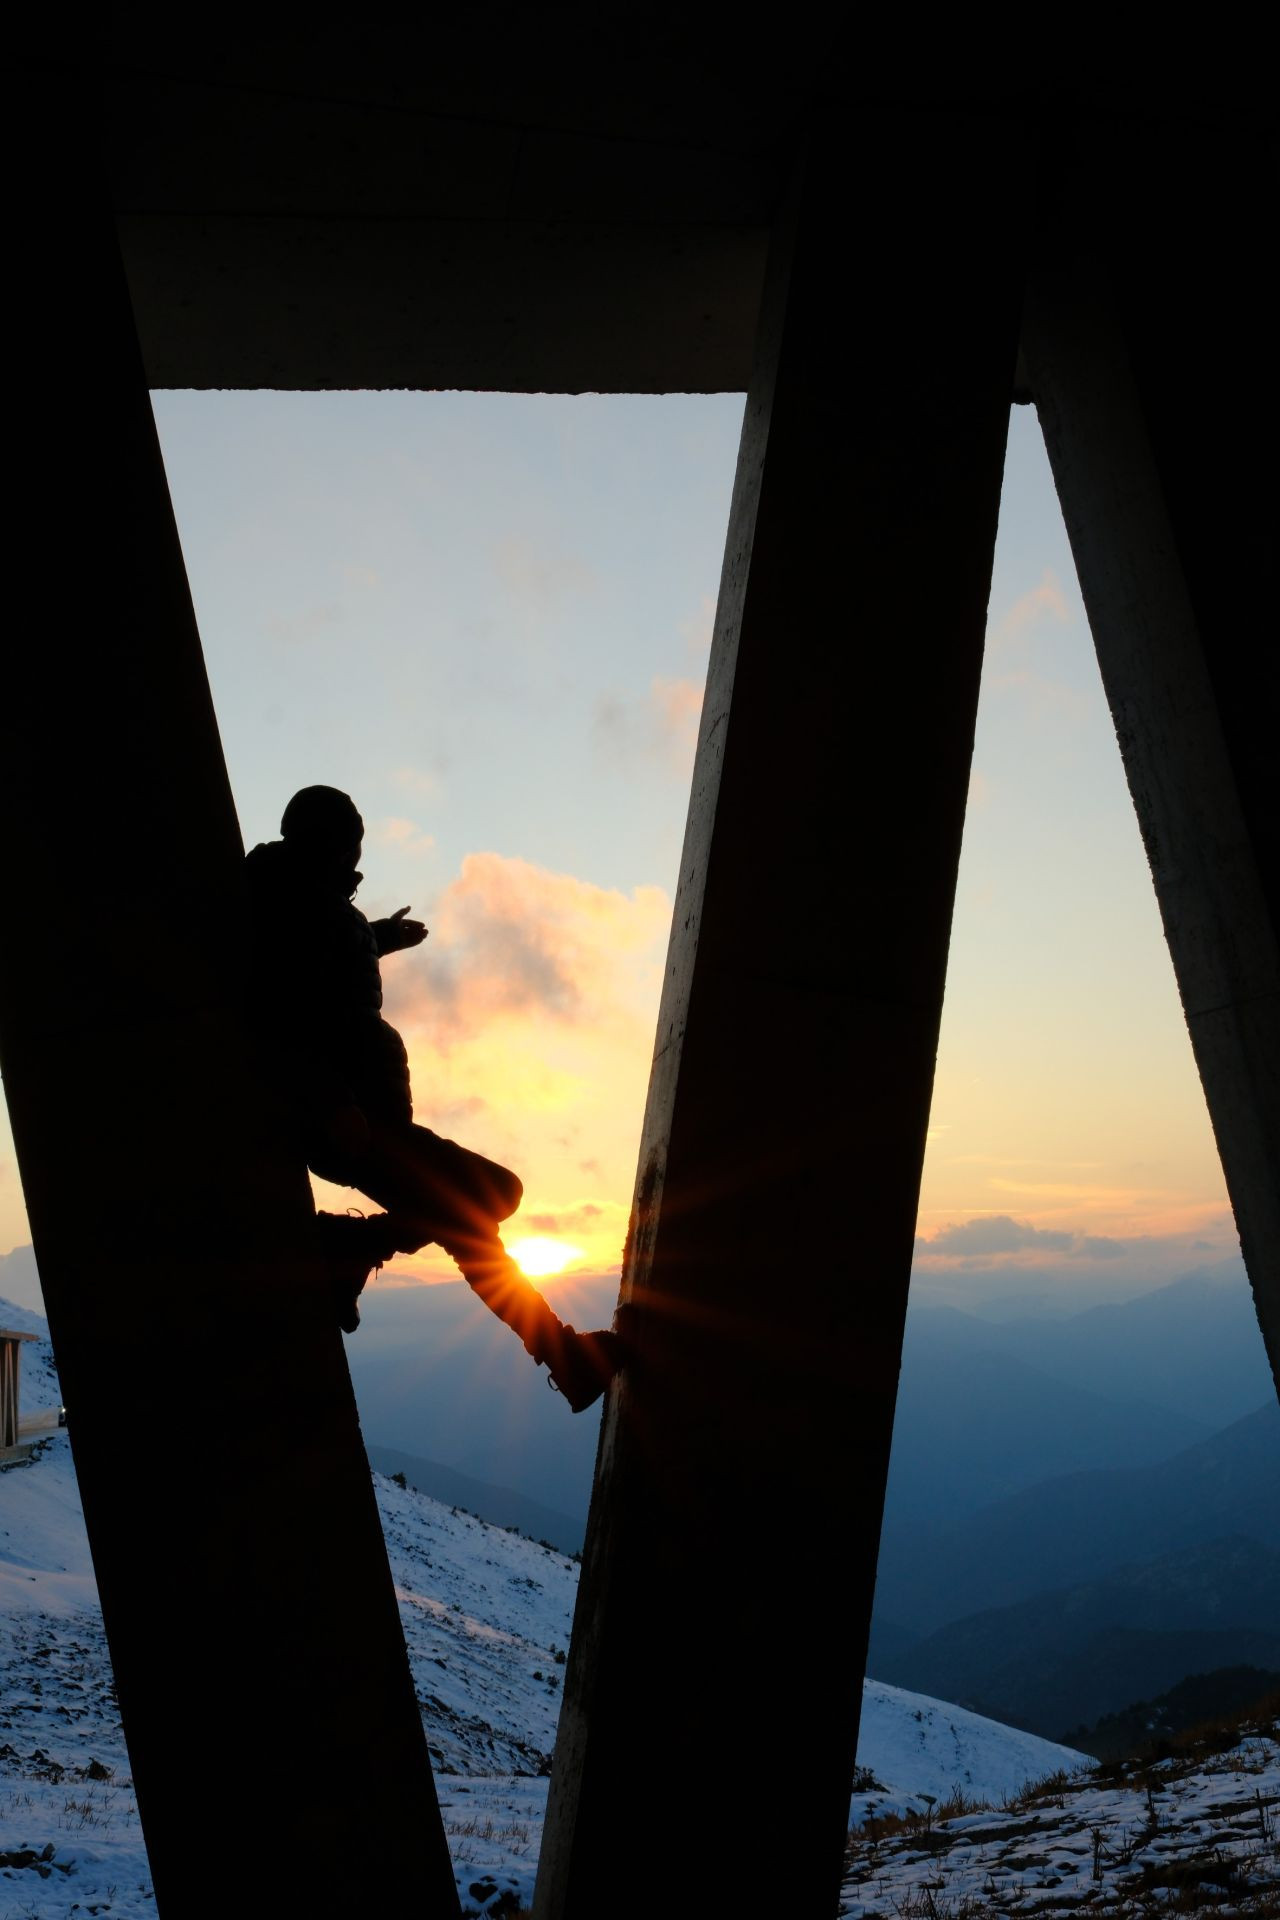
[280,785,364,848]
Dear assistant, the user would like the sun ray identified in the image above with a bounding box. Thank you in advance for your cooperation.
[507,1236,583,1279]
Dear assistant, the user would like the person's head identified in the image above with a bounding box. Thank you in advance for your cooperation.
[280,786,364,870]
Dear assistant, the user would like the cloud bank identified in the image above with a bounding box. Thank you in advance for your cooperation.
[913,1212,1238,1280]
[917,1215,1126,1260]
[361,852,672,1284]
[387,852,670,1048]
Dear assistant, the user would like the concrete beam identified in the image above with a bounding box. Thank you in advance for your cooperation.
[536,122,1024,1920]
[94,37,1248,395]
[2,190,459,1913]
[104,51,775,391]
[116,212,768,392]
[1021,125,1280,1396]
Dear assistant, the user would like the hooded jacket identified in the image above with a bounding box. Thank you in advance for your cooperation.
[244,839,413,1129]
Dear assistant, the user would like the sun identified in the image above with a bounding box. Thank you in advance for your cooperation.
[507,1236,583,1279]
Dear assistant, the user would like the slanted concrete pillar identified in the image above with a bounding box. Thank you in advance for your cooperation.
[1021,124,1280,1396]
[537,124,1024,1920]
[2,196,459,1912]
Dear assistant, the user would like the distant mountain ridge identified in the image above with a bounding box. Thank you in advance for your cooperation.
[881,1336,1210,1535]
[933,1265,1275,1429]
[8,1246,1272,1544]
[874,1398,1280,1636]
[365,1442,584,1554]
[878,1536,1280,1739]
[1063,1664,1280,1761]
[882,1261,1274,1535]
[342,1273,618,1521]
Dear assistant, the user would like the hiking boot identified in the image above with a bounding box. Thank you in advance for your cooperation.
[544,1325,625,1414]
[449,1241,625,1410]
[315,1211,399,1332]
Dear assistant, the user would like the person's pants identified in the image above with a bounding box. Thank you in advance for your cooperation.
[309,1120,554,1354]
[312,1119,521,1237]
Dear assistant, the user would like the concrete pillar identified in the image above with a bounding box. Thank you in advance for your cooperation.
[536,124,1024,1920]
[1021,128,1280,1396]
[2,196,459,1912]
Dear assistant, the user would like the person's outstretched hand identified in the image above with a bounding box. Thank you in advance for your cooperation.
[374,906,428,953]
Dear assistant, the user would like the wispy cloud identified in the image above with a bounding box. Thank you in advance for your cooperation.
[988,568,1071,650]
[651,675,704,754]
[590,593,713,778]
[494,534,595,612]
[678,592,717,665]
[375,816,436,858]
[390,765,445,802]
[592,673,705,775]
[982,567,1090,723]
[523,1201,605,1237]
[265,601,344,646]
[986,1177,1181,1213]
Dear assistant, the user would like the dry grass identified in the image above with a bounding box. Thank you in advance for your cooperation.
[1000,1766,1076,1814]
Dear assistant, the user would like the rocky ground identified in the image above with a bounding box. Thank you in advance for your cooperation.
[840,1717,1279,1917]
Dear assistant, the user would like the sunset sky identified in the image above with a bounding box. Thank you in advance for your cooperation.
[0,394,1238,1308]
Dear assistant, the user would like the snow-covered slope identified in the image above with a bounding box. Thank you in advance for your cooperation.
[841,1726,1280,1917]
[0,1249,44,1318]
[377,1473,577,1777]
[853,1680,1085,1822]
[1,1304,1088,1917]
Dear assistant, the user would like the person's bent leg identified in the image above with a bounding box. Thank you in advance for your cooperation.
[310,1120,622,1405]
[441,1225,623,1414]
[315,1121,520,1244]
[379,1124,523,1231]
[303,1123,421,1330]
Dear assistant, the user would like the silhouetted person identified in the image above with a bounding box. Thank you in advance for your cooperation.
[245,785,622,1411]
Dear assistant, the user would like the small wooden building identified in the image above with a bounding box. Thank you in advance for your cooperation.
[1,1327,38,1451]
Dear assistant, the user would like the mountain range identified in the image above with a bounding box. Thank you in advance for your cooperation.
[867,1265,1279,1733]
[873,1398,1280,1637]
[5,1240,1277,1747]
[876,1535,1280,1739]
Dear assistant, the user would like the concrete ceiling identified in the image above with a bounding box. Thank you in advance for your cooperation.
[105,17,791,390]
[97,24,1258,392]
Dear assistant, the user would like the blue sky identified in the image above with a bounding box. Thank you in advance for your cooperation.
[152,390,734,894]
[0,392,1236,1305]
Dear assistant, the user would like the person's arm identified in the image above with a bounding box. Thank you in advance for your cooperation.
[371,905,428,956]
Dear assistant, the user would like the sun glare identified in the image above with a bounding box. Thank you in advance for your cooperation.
[508,1236,583,1279]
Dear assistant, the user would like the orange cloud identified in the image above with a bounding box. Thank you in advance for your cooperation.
[353,853,672,1287]
[589,593,712,776]
[386,852,669,1049]
[651,675,704,754]
[678,592,717,664]
[989,568,1071,649]
[390,765,445,802]
[375,816,436,857]
[593,673,705,775]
